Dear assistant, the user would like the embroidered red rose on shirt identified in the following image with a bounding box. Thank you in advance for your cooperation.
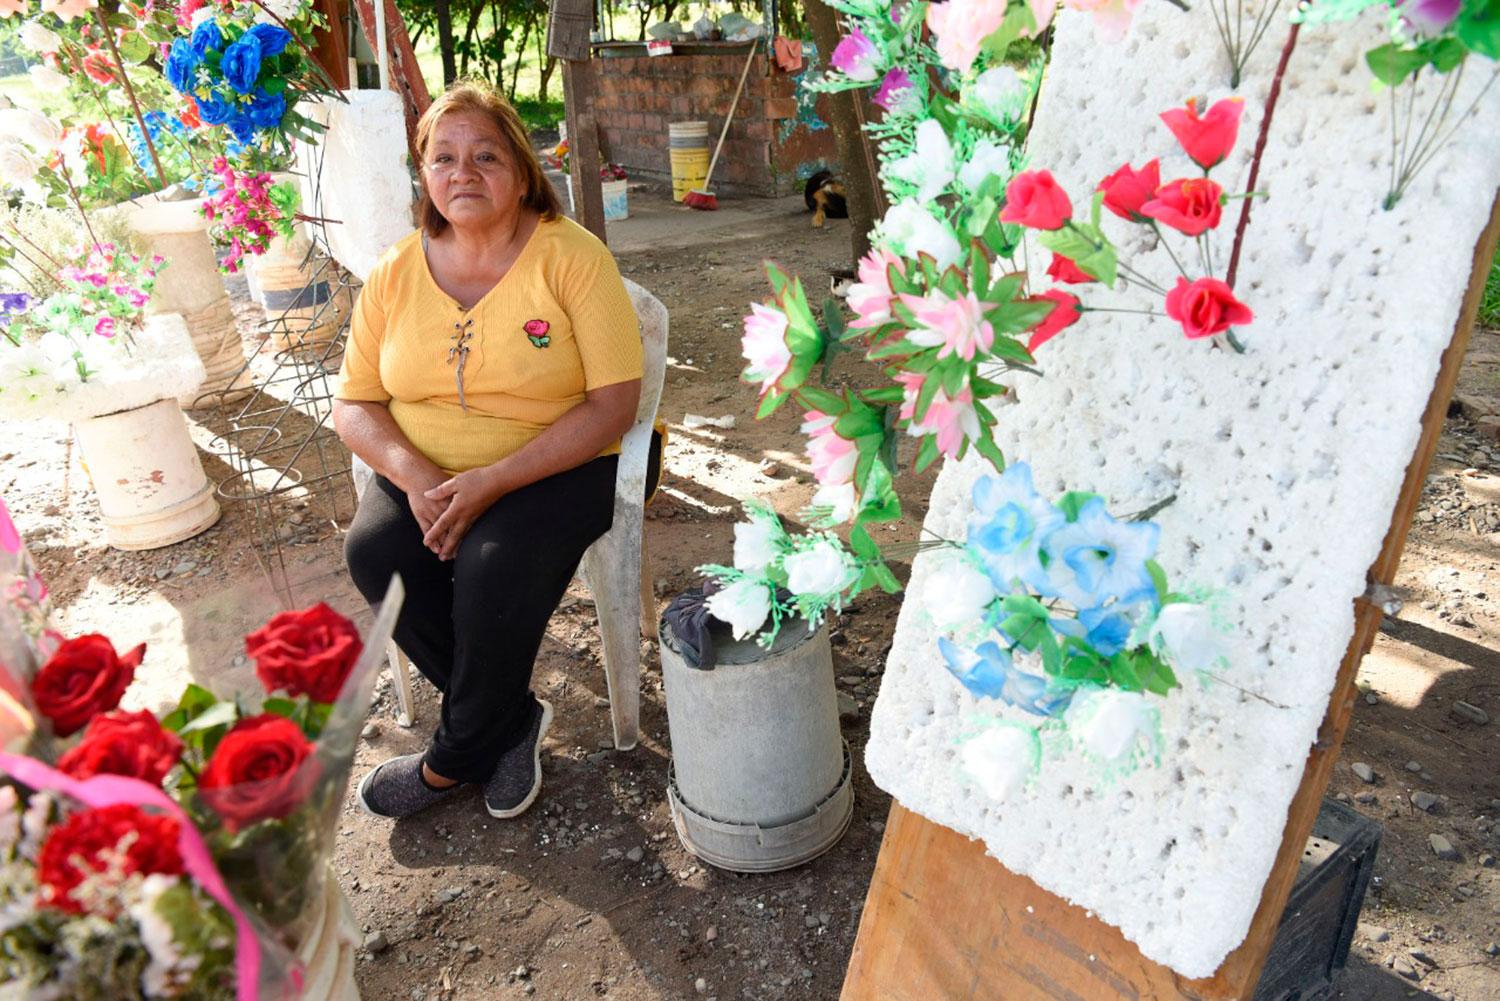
[523,319,550,348]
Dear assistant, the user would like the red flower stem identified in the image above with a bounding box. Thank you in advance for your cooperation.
[1224,22,1301,291]
[92,8,167,191]
[60,168,100,252]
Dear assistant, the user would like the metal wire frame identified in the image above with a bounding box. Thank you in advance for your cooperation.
[195,138,362,608]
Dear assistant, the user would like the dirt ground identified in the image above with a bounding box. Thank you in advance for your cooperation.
[3,186,1499,1000]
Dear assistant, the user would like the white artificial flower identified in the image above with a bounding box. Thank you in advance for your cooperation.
[732,518,781,575]
[0,109,63,153]
[0,141,41,188]
[877,200,962,271]
[920,555,997,633]
[810,481,858,524]
[1064,688,1153,762]
[706,579,773,640]
[959,724,1039,801]
[958,138,1012,194]
[190,6,217,28]
[28,64,70,93]
[969,66,1029,125]
[18,21,64,55]
[1149,603,1224,672]
[130,874,190,997]
[783,541,856,598]
[884,119,955,204]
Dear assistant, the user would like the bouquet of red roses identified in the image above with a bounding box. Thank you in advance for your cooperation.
[0,533,402,1001]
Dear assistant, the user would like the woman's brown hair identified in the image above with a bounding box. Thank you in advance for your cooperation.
[414,79,562,235]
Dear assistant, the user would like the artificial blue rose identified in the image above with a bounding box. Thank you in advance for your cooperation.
[967,463,1061,593]
[1037,498,1160,609]
[221,35,264,95]
[192,90,238,127]
[190,19,224,58]
[226,113,258,144]
[245,23,293,57]
[164,38,199,93]
[245,91,287,133]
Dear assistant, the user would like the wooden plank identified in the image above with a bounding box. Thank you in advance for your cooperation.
[353,0,432,166]
[562,59,607,245]
[842,187,1500,1001]
[546,0,594,61]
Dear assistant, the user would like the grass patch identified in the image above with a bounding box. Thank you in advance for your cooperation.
[1481,249,1500,329]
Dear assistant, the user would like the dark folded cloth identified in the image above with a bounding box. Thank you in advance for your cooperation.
[663,580,722,671]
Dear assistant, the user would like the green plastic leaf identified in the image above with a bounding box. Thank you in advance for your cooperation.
[765,261,790,299]
[1056,491,1102,522]
[1146,559,1169,602]
[756,390,788,419]
[1366,43,1429,86]
[263,697,298,719]
[974,434,1006,473]
[796,385,847,415]
[860,385,906,405]
[177,701,238,735]
[1456,0,1500,60]
[117,33,154,64]
[848,524,880,561]
[1037,224,1118,287]
[914,433,941,473]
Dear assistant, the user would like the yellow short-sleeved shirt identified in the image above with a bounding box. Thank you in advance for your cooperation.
[335,218,643,475]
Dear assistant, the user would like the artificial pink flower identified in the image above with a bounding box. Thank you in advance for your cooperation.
[830,26,881,83]
[801,410,858,486]
[93,316,117,339]
[848,248,905,331]
[740,302,793,396]
[1062,0,1144,38]
[1141,177,1224,236]
[927,0,1009,73]
[1160,97,1244,170]
[899,289,996,361]
[1164,277,1253,339]
[1045,254,1096,285]
[40,0,97,21]
[0,0,27,17]
[1398,0,1461,34]
[1000,170,1072,230]
[1025,289,1081,352]
[1097,159,1160,222]
[873,68,920,115]
[0,496,20,554]
[896,372,981,458]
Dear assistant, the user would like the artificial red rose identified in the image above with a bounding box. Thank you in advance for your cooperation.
[244,603,363,704]
[37,803,183,915]
[1141,178,1225,236]
[1096,158,1161,221]
[179,103,203,130]
[81,50,117,86]
[57,709,182,785]
[999,170,1073,230]
[1164,277,1254,339]
[1045,253,1096,285]
[1159,97,1245,170]
[31,635,144,738]
[1025,289,1082,353]
[198,714,320,833]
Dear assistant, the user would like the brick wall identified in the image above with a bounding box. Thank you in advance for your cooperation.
[591,44,839,198]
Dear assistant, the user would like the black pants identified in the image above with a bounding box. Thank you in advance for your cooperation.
[345,455,618,782]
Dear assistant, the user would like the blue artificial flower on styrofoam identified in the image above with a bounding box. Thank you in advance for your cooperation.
[225,113,257,144]
[1037,497,1159,609]
[221,34,265,95]
[245,23,294,58]
[938,637,1071,717]
[165,39,200,93]
[192,89,237,127]
[190,19,225,58]
[967,463,1062,593]
[1057,600,1156,658]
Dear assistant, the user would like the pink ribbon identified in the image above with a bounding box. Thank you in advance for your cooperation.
[0,753,267,1001]
[0,497,19,555]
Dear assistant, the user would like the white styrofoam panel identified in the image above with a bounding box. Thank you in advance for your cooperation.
[865,6,1500,977]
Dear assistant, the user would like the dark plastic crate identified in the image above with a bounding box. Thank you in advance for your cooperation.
[1253,798,1383,1001]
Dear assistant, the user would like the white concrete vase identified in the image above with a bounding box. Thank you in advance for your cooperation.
[295,91,415,283]
[125,195,251,407]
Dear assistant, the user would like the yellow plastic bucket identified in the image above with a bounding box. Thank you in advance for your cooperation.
[670,147,710,202]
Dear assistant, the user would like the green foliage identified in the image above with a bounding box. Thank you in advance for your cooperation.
[1481,247,1500,328]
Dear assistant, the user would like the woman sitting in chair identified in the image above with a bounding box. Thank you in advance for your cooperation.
[336,81,642,820]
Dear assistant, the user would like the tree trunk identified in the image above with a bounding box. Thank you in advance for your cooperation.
[509,6,538,98]
[804,0,882,267]
[459,1,485,77]
[435,0,457,87]
[537,42,556,103]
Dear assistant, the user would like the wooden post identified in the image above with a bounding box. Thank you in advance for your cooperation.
[548,0,607,244]
[840,188,1500,1001]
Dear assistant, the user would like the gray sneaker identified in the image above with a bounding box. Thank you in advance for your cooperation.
[356,753,465,819]
[484,698,553,819]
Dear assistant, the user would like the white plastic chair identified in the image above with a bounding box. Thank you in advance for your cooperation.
[353,279,668,750]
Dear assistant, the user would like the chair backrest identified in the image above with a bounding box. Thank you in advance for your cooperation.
[622,278,668,431]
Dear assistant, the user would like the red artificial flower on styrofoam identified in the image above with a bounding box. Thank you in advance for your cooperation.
[1025,289,1082,352]
[1164,277,1254,339]
[1141,177,1225,236]
[1000,170,1073,230]
[1159,97,1245,170]
[1096,159,1161,222]
[1045,253,1097,285]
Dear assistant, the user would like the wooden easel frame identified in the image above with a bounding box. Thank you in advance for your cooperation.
[840,190,1500,1001]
